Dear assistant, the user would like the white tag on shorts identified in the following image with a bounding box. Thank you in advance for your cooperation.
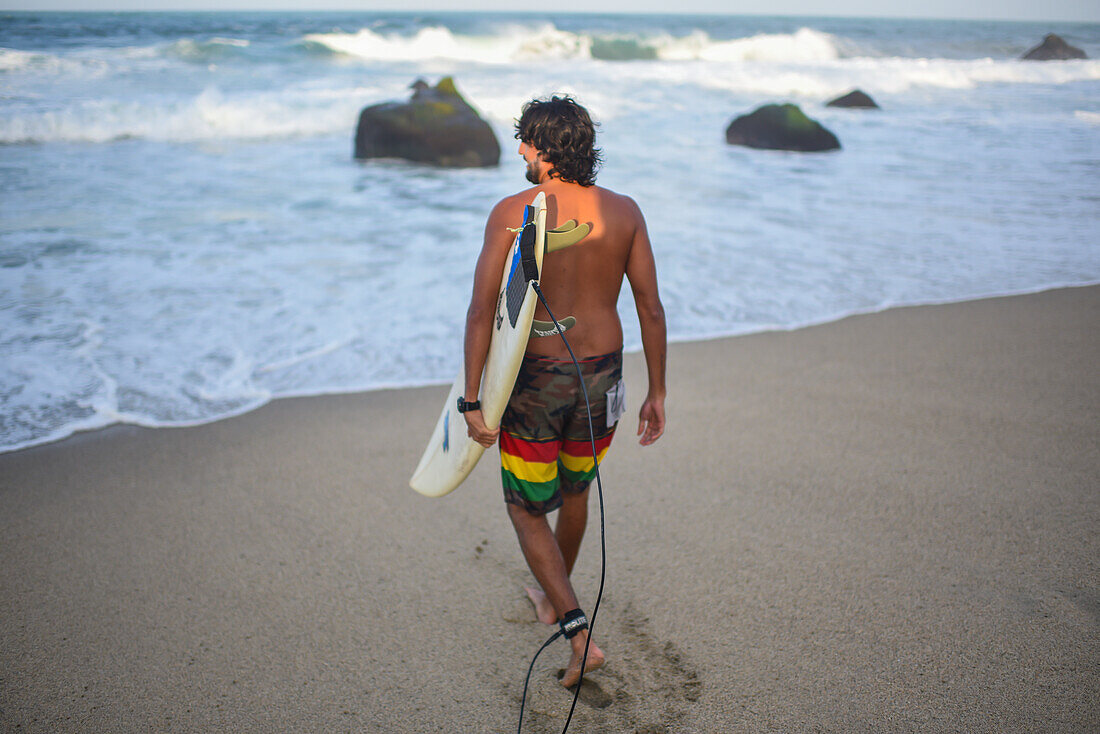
[606,378,625,429]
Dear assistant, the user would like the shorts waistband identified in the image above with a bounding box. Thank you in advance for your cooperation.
[522,349,623,364]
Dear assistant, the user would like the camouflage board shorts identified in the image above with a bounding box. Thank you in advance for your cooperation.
[499,350,623,515]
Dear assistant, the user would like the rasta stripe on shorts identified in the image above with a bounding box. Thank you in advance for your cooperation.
[557,434,613,485]
[500,432,615,504]
[498,349,623,515]
[500,434,559,502]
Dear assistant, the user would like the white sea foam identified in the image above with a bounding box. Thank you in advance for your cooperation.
[1074,110,1100,123]
[0,46,107,76]
[0,85,366,143]
[303,23,591,64]
[256,334,357,374]
[164,37,252,62]
[302,25,843,65]
[0,47,37,71]
[210,38,250,48]
[655,27,841,62]
[689,55,1100,97]
[4,50,1097,145]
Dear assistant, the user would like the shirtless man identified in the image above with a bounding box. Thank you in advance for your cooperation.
[461,96,667,689]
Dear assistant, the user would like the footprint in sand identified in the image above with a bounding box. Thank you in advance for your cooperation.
[574,608,703,729]
[556,671,614,708]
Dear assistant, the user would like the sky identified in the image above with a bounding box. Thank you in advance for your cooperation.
[1,0,1098,22]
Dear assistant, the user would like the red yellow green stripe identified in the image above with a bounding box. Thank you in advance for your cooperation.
[559,445,610,475]
[501,432,559,463]
[560,433,614,459]
[500,429,617,502]
[500,432,559,499]
[501,471,559,502]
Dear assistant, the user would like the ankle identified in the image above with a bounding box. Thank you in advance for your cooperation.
[558,608,588,641]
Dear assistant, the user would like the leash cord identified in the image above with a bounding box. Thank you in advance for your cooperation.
[516,629,562,734]
[512,282,608,734]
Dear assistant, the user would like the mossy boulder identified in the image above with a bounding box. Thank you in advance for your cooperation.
[354,77,500,167]
[725,104,840,152]
[826,89,879,109]
[1022,34,1087,60]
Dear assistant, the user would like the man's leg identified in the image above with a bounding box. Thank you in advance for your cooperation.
[508,502,604,688]
[522,488,587,623]
[525,487,589,619]
[555,487,589,575]
[508,503,578,616]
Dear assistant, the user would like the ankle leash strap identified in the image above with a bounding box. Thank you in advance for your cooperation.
[559,609,588,639]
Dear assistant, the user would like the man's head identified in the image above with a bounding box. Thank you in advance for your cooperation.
[514,96,602,187]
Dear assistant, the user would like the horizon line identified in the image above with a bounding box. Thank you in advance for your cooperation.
[1,7,1099,24]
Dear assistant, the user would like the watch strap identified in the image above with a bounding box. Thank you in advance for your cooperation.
[457,396,481,413]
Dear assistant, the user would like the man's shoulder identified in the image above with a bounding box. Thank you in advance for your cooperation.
[489,188,540,220]
[596,185,638,206]
[489,183,642,224]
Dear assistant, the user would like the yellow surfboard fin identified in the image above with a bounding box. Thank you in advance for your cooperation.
[545,223,590,254]
[531,316,576,338]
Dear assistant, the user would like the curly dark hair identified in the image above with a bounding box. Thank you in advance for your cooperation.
[514,96,602,187]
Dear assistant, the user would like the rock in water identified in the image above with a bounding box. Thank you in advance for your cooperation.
[1021,34,1087,60]
[826,89,879,109]
[725,104,840,152]
[354,77,501,167]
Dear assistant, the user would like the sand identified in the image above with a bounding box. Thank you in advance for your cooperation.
[1,286,1097,733]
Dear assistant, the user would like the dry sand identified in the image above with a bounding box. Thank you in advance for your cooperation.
[1,286,1097,733]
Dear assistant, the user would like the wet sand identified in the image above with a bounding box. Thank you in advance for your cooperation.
[1,286,1097,732]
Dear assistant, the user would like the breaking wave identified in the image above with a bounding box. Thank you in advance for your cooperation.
[3,55,1098,144]
[301,25,845,64]
[0,86,364,144]
[302,24,591,63]
[163,37,252,63]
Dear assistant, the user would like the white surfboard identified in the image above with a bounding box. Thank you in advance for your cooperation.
[409,193,589,497]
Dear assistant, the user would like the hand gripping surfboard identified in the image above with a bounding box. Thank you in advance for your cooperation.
[409,193,589,497]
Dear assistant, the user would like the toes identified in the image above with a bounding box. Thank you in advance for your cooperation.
[559,669,581,688]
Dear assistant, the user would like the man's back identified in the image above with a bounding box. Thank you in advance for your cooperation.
[486,178,654,360]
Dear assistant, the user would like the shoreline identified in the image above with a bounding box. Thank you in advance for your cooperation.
[2,285,1097,732]
[6,281,1099,458]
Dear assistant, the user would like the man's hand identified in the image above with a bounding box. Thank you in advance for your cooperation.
[464,409,500,448]
[637,393,665,446]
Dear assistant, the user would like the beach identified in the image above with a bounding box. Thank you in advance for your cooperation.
[1,285,1096,732]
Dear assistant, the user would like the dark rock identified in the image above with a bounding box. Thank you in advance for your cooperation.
[354,77,500,167]
[1022,34,1087,60]
[725,103,840,152]
[826,89,879,109]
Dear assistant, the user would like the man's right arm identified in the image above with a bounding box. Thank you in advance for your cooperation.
[462,197,517,447]
[623,197,667,446]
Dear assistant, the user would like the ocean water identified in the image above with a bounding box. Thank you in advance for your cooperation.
[1,12,1098,453]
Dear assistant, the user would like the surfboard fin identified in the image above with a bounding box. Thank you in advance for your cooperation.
[510,219,567,235]
[545,223,591,254]
[531,316,576,338]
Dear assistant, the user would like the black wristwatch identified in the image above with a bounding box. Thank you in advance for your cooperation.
[457,396,481,413]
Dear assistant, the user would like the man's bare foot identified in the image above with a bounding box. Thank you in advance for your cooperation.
[559,636,605,688]
[524,587,557,625]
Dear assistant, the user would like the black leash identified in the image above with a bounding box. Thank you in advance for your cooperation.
[515,282,608,734]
